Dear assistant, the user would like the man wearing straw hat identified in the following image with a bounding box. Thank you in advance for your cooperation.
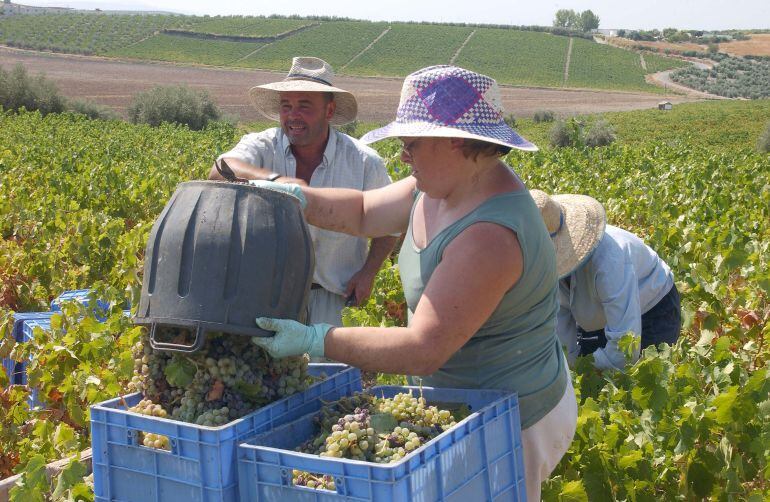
[531,190,681,371]
[209,57,397,327]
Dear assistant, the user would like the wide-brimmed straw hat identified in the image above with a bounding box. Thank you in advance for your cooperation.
[360,65,536,151]
[248,57,357,125]
[530,190,606,278]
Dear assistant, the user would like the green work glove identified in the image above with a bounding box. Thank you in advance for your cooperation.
[252,317,331,358]
[248,180,307,209]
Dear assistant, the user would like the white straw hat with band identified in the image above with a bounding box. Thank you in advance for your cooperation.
[360,65,537,151]
[248,57,358,126]
[530,190,606,278]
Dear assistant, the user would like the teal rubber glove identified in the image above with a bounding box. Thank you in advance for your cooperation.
[252,317,332,358]
[248,180,307,209]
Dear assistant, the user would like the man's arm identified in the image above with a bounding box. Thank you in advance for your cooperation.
[344,235,400,306]
[208,157,306,185]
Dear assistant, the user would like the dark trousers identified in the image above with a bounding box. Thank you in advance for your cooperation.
[578,284,682,356]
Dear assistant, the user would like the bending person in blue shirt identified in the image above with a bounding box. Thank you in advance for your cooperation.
[531,190,682,371]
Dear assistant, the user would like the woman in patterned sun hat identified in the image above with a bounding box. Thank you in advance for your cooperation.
[251,65,577,500]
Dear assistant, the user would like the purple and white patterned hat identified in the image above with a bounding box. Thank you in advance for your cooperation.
[360,65,537,151]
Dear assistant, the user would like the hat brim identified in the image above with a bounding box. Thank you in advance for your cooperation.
[550,194,606,278]
[248,81,358,125]
[359,121,538,152]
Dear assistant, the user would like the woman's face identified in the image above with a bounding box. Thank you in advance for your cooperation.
[399,136,457,198]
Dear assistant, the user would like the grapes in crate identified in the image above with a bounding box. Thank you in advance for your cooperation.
[293,390,465,491]
[126,330,313,432]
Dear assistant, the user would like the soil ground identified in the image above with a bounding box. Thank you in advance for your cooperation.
[0,46,703,122]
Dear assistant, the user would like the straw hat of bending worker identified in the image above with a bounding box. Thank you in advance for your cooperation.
[248,57,358,126]
[530,190,607,279]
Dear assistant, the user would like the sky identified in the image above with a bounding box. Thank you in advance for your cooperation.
[13,0,770,31]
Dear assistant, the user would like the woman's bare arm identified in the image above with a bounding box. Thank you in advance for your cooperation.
[302,176,417,238]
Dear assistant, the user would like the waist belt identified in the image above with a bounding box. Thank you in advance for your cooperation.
[311,283,323,290]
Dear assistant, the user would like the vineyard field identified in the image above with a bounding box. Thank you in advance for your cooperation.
[453,28,569,88]
[343,23,473,76]
[514,99,770,149]
[107,33,261,66]
[567,37,687,91]
[0,12,690,94]
[1,97,769,499]
[236,21,388,70]
[0,13,196,55]
[182,16,312,37]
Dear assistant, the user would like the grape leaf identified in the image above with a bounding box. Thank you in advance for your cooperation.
[370,413,398,434]
[51,459,88,500]
[163,356,196,388]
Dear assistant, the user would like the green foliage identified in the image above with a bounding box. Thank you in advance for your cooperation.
[544,334,770,499]
[68,99,120,121]
[3,302,138,499]
[0,63,66,115]
[108,33,261,66]
[553,9,579,29]
[0,12,196,55]
[344,23,473,76]
[334,120,360,137]
[128,85,221,130]
[237,21,387,70]
[759,122,770,153]
[584,119,616,147]
[533,110,555,123]
[579,10,600,32]
[342,258,407,330]
[567,37,686,92]
[0,110,236,311]
[671,57,770,99]
[3,100,770,498]
[184,16,311,37]
[550,118,583,148]
[553,9,599,32]
[455,28,569,88]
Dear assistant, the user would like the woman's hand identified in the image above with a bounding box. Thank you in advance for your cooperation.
[251,317,331,358]
[248,180,306,209]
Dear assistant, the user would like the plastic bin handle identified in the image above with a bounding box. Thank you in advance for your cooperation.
[149,323,205,353]
[279,465,349,496]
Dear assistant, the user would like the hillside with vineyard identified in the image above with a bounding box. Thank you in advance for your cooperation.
[0,11,687,92]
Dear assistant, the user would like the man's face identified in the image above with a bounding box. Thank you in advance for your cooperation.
[278,91,335,147]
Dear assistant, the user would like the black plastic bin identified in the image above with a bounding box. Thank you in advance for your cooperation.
[134,181,314,352]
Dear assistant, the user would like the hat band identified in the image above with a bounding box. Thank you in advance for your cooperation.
[549,211,564,238]
[285,74,332,86]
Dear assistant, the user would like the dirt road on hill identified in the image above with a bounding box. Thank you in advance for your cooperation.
[0,47,704,122]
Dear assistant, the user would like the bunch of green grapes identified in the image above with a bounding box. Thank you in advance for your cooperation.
[373,392,455,430]
[128,399,171,450]
[128,331,314,427]
[294,391,462,489]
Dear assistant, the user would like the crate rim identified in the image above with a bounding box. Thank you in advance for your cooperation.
[91,364,354,432]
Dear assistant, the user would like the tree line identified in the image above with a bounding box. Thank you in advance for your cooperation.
[552,9,600,33]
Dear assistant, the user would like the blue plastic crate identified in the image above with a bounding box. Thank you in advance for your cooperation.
[50,288,118,319]
[2,312,53,387]
[238,386,525,502]
[13,311,132,407]
[91,364,362,502]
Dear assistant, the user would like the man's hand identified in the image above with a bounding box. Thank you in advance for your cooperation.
[344,267,378,307]
[252,317,332,358]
